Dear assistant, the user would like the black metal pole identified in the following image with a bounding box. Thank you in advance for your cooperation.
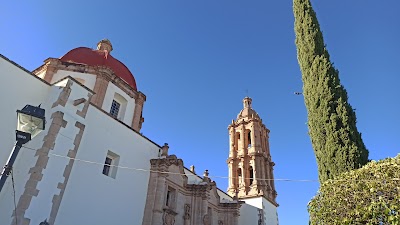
[0,141,22,193]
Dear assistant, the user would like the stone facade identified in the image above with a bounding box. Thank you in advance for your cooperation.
[142,152,242,225]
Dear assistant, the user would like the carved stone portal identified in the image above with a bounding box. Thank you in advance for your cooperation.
[163,210,176,225]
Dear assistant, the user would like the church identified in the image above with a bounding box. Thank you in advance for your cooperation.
[0,40,278,225]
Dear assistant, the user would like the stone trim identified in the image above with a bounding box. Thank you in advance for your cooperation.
[91,74,108,107]
[11,111,66,225]
[52,80,73,108]
[131,92,146,132]
[35,58,139,98]
[48,121,85,225]
[76,93,93,118]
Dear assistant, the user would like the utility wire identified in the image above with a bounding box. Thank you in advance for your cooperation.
[20,145,400,183]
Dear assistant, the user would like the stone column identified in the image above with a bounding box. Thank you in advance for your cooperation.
[132,92,146,132]
[91,74,109,107]
[259,157,267,187]
[228,162,233,189]
[250,125,256,149]
[228,126,235,157]
[152,172,168,225]
[240,125,245,154]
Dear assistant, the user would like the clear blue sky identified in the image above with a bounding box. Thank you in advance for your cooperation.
[1,0,399,224]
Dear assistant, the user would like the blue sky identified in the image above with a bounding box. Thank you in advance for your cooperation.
[1,0,399,224]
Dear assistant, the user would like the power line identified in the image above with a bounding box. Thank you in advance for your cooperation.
[20,145,399,183]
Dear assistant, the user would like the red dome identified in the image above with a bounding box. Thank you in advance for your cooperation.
[60,47,137,90]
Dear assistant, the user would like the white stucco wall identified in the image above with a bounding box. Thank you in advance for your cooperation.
[102,82,136,125]
[238,197,278,225]
[262,197,279,225]
[238,203,259,225]
[51,70,97,90]
[0,69,160,225]
[53,103,159,225]
[0,56,52,225]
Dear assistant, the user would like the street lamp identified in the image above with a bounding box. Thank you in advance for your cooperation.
[0,105,45,193]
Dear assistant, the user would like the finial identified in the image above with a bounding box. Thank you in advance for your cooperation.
[97,39,113,52]
[190,165,195,173]
[203,169,211,183]
[161,143,169,157]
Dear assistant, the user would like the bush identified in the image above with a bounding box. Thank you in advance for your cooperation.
[308,155,400,225]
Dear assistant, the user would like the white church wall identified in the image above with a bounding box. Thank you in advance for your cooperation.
[0,56,56,225]
[102,81,135,125]
[217,189,234,203]
[23,79,92,225]
[0,57,50,170]
[238,197,278,225]
[238,203,259,225]
[53,104,159,225]
[262,197,279,225]
[51,70,97,90]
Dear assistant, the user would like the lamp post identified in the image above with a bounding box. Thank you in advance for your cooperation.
[0,105,45,193]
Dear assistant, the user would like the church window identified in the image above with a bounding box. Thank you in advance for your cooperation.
[110,93,128,121]
[237,168,242,187]
[247,130,252,147]
[102,156,112,176]
[249,166,254,185]
[102,151,120,179]
[110,100,121,118]
[166,186,176,208]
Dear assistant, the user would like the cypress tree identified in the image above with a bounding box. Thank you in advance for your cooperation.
[293,0,369,182]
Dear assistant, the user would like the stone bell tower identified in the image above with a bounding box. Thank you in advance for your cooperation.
[227,97,277,205]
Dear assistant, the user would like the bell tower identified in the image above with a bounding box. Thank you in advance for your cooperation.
[227,97,277,205]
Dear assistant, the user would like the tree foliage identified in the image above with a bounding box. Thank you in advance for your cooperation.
[308,155,400,225]
[293,0,369,182]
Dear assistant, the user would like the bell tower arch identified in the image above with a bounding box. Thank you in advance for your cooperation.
[227,97,277,205]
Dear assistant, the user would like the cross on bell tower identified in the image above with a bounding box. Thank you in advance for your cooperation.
[227,97,277,204]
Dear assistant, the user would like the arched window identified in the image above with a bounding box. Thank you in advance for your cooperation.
[247,130,252,147]
[249,166,254,185]
[237,168,242,187]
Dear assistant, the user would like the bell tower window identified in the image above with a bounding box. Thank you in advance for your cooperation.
[247,130,252,147]
[237,168,242,187]
[249,166,254,185]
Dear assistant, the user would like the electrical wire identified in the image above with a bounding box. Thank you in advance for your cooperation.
[20,145,400,183]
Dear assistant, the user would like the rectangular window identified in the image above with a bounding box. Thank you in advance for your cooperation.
[165,187,176,208]
[110,100,121,118]
[102,156,112,176]
[102,151,120,179]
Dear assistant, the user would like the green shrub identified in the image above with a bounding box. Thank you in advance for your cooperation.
[308,155,400,225]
